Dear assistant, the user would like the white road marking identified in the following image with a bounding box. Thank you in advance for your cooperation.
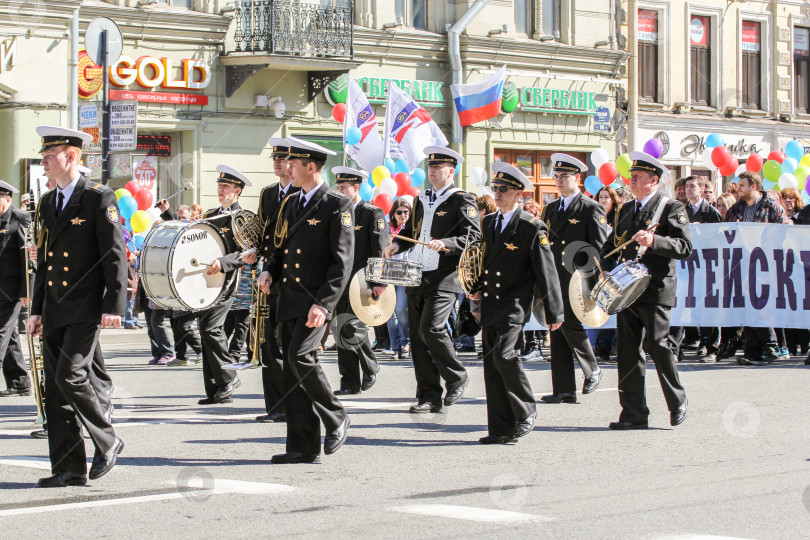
[655,536,757,540]
[390,504,550,523]
[0,456,53,470]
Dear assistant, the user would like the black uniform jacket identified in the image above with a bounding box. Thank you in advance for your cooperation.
[479,210,564,327]
[0,206,32,302]
[32,177,127,328]
[542,192,607,290]
[600,190,692,307]
[346,201,388,294]
[685,199,722,224]
[266,183,354,321]
[393,188,481,293]
[259,183,300,295]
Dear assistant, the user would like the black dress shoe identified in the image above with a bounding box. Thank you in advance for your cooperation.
[479,434,517,445]
[608,420,648,430]
[513,411,536,438]
[88,437,124,480]
[271,452,321,464]
[540,392,577,404]
[0,387,32,397]
[324,416,350,455]
[31,429,48,439]
[334,388,360,396]
[670,398,688,426]
[444,377,468,406]
[361,370,378,391]
[37,471,87,488]
[409,401,443,413]
[256,412,286,423]
[198,397,233,405]
[582,367,602,394]
[213,377,241,402]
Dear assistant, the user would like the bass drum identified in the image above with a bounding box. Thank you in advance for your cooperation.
[139,221,229,311]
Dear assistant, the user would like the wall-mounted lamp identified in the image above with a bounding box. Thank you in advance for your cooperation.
[383,17,405,30]
[594,40,609,48]
[488,24,509,37]
[538,35,555,42]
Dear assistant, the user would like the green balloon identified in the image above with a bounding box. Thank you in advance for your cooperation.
[616,153,632,178]
[762,160,782,182]
[795,165,810,182]
[114,188,132,200]
[501,82,519,114]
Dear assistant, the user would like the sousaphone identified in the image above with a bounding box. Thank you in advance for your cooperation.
[349,269,396,326]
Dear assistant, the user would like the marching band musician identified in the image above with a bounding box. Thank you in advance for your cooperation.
[384,146,481,414]
[599,151,692,430]
[194,166,257,404]
[332,166,387,395]
[27,126,127,487]
[540,154,606,404]
[255,138,299,423]
[258,137,353,464]
[468,163,564,444]
[0,180,33,398]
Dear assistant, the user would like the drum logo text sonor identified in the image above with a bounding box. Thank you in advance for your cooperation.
[181,231,209,244]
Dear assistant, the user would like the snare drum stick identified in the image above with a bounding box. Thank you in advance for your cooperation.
[392,234,450,252]
[604,222,659,258]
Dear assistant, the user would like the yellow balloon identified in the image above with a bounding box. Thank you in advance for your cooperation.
[371,166,391,186]
[130,210,151,233]
[801,154,810,168]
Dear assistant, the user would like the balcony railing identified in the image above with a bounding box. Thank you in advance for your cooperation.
[233,0,353,59]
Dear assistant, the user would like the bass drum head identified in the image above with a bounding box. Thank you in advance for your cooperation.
[604,275,650,314]
[171,222,227,310]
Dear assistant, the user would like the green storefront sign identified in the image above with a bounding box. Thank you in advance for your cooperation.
[356,76,445,107]
[520,87,600,115]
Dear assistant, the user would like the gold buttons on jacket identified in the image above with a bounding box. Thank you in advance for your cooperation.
[297,249,301,254]
[284,249,289,254]
[295,277,300,282]
[64,267,68,271]
[283,278,287,283]
[47,266,52,271]
[496,295,500,300]
[483,292,489,297]
[561,241,566,245]
[62,281,67,286]
[496,283,500,288]
[483,281,488,285]
[283,264,288,268]
[63,252,68,257]
[48,281,52,286]
[484,270,489,275]
[48,251,53,257]
[496,272,501,276]
[295,264,300,268]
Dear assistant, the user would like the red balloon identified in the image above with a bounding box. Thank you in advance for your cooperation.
[598,162,618,185]
[394,172,411,196]
[125,180,142,195]
[711,146,731,168]
[332,103,346,123]
[405,186,421,198]
[767,151,785,164]
[719,158,739,177]
[746,153,764,173]
[135,189,153,211]
[374,193,393,214]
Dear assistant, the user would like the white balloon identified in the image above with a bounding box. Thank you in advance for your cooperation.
[372,186,381,200]
[400,194,414,207]
[591,148,609,169]
[379,178,397,197]
[734,164,747,177]
[146,207,162,222]
[778,173,799,190]
[701,147,718,171]
[479,186,494,198]
[471,166,488,186]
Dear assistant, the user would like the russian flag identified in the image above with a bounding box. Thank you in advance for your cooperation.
[450,65,506,127]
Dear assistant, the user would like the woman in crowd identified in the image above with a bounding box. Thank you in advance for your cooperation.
[386,198,412,359]
[715,192,736,221]
[778,188,809,356]
[596,185,622,231]
[781,187,805,222]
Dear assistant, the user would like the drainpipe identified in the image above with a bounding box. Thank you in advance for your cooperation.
[448,0,490,146]
[69,6,79,129]
[628,0,638,152]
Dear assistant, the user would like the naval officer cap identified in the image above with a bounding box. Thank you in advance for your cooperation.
[286,136,337,162]
[0,179,19,197]
[424,146,465,166]
[628,151,668,179]
[267,137,290,159]
[332,166,368,184]
[491,162,533,191]
[216,165,252,189]
[550,153,587,174]
[36,126,94,153]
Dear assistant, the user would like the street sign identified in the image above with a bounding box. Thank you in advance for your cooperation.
[79,102,102,152]
[85,17,123,66]
[594,106,611,132]
[109,100,137,151]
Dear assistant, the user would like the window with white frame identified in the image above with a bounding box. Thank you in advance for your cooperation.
[741,20,762,110]
[540,0,561,40]
[514,0,535,36]
[795,27,810,113]
[156,0,191,8]
[395,0,426,30]
[690,14,713,107]
[638,8,659,103]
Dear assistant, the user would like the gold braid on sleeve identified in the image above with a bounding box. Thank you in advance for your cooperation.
[273,195,291,249]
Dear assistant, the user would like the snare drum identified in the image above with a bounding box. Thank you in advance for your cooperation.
[365,257,422,287]
[139,221,231,311]
[589,260,650,315]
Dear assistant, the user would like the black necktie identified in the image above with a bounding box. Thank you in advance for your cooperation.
[634,201,642,216]
[429,191,436,203]
[494,213,503,239]
[56,191,65,217]
[294,195,305,220]
[279,189,287,204]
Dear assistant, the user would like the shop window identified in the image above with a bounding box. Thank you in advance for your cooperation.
[494,148,586,205]
[638,9,659,103]
[795,27,810,114]
[690,15,712,107]
[156,0,191,8]
[741,21,762,110]
[395,0,426,30]
[540,0,561,40]
[514,0,534,36]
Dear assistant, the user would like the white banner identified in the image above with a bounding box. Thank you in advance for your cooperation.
[384,82,448,169]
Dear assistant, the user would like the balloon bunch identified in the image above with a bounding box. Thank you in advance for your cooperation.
[331,103,363,145]
[357,158,426,214]
[583,148,629,196]
[115,180,162,251]
[720,138,810,203]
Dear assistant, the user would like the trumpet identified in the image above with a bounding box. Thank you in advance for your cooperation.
[23,219,46,426]
[222,268,268,371]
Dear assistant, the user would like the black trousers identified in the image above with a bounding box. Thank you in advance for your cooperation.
[549,298,598,394]
[407,289,467,405]
[742,326,777,358]
[0,300,30,390]
[482,323,536,437]
[260,294,285,415]
[616,302,686,424]
[42,322,116,476]
[699,326,720,354]
[334,296,377,392]
[170,311,202,362]
[224,309,250,364]
[280,318,346,455]
[198,298,237,399]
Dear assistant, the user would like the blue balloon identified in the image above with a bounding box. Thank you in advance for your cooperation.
[394,159,409,174]
[411,168,426,186]
[803,191,810,205]
[584,175,602,195]
[705,133,725,149]
[384,158,397,172]
[118,196,138,220]
[133,235,145,249]
[782,157,798,174]
[454,164,461,176]
[610,180,624,190]
[346,127,362,145]
[762,178,776,190]
[786,139,804,162]
[359,182,373,202]
[731,176,739,184]
[126,240,135,252]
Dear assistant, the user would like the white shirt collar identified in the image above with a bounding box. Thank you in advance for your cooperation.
[560,192,578,211]
[56,173,81,206]
[495,205,519,231]
[690,199,702,214]
[353,200,361,211]
[299,180,324,206]
[432,182,453,199]
[637,190,657,210]
[279,182,291,195]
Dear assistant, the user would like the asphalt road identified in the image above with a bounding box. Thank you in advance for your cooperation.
[0,327,808,539]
